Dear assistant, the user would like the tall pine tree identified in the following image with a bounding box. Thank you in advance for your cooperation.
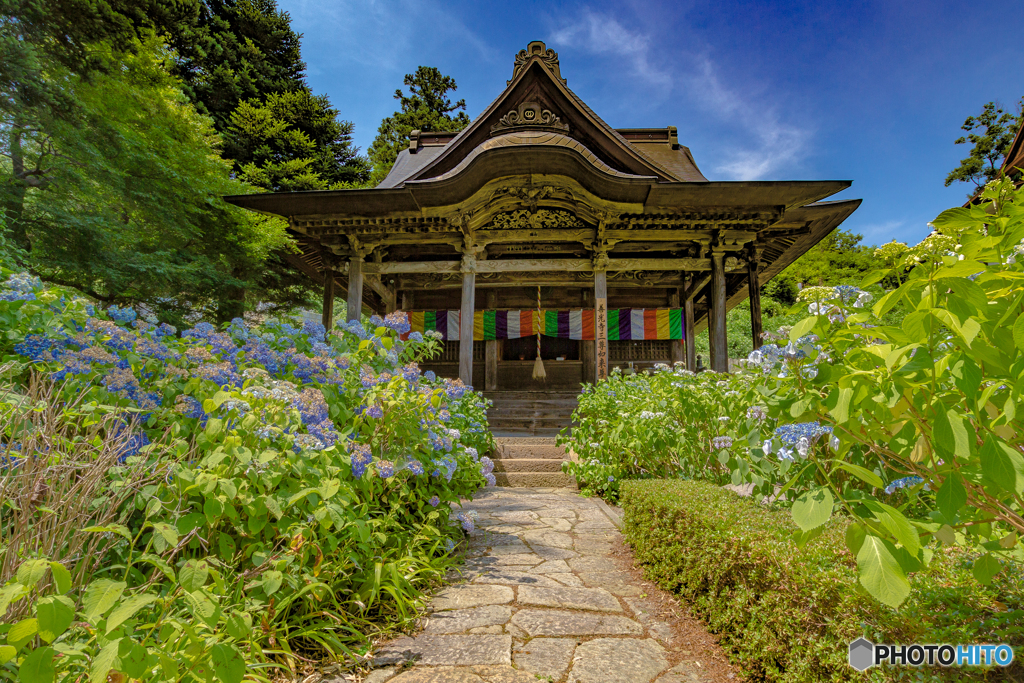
[368,66,470,186]
[945,98,1023,194]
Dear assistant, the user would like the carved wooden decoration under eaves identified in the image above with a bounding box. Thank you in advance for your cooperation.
[491,102,569,135]
[509,41,565,84]
[488,209,585,231]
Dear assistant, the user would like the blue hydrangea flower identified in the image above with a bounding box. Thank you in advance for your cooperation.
[429,495,440,507]
[885,476,926,495]
[303,319,326,342]
[383,311,411,334]
[408,331,424,343]
[377,459,395,478]
[349,443,372,478]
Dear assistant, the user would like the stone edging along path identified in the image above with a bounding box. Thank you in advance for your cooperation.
[351,487,740,683]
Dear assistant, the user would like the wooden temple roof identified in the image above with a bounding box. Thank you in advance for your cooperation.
[225,41,861,332]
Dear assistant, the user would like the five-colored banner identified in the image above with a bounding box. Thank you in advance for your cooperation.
[403,309,684,341]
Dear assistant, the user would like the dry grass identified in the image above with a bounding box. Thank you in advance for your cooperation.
[0,369,176,613]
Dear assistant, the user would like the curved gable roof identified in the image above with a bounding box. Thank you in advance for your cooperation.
[401,42,687,186]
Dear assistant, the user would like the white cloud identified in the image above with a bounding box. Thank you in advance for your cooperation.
[548,10,812,180]
[549,10,673,90]
[690,57,812,181]
[853,219,910,246]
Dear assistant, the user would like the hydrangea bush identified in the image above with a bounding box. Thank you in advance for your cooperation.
[719,179,1024,607]
[0,274,494,682]
[558,365,741,500]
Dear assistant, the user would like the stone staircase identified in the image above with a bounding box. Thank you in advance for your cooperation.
[492,437,573,488]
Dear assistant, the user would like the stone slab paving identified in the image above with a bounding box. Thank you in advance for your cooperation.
[365,487,726,683]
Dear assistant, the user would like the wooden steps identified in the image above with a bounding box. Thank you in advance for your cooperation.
[491,437,574,488]
[484,391,579,437]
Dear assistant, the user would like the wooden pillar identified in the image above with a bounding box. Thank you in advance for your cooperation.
[485,290,498,392]
[346,256,364,323]
[684,276,696,371]
[747,250,763,350]
[321,269,335,331]
[594,269,608,382]
[459,269,476,387]
[401,291,413,311]
[580,289,594,382]
[669,287,683,366]
[710,251,728,372]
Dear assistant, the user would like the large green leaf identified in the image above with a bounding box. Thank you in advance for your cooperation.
[865,501,921,554]
[980,435,1024,494]
[16,560,49,588]
[936,474,967,521]
[17,646,55,683]
[972,553,1002,584]
[791,487,833,531]
[857,536,911,607]
[37,596,75,643]
[89,639,121,683]
[1014,314,1024,352]
[179,560,209,592]
[788,316,817,343]
[48,563,71,595]
[210,643,246,683]
[833,461,883,488]
[105,594,160,634]
[0,645,16,665]
[7,618,39,648]
[828,387,853,424]
[82,579,127,623]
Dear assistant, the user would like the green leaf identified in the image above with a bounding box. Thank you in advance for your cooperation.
[179,560,209,592]
[48,563,71,594]
[845,522,867,555]
[137,554,175,583]
[205,418,224,438]
[833,461,884,488]
[972,553,1002,584]
[791,487,834,531]
[0,583,29,616]
[105,594,160,634]
[828,387,852,424]
[89,638,120,683]
[0,645,16,665]
[857,536,911,607]
[210,643,246,683]
[152,522,178,547]
[866,501,922,554]
[204,496,224,523]
[980,435,1024,494]
[37,596,75,642]
[184,590,220,628]
[934,524,956,545]
[1014,315,1024,352]
[936,475,967,521]
[7,618,39,647]
[262,570,283,595]
[119,640,148,679]
[82,579,127,623]
[16,559,49,587]
[224,611,252,640]
[17,645,55,683]
[788,316,817,343]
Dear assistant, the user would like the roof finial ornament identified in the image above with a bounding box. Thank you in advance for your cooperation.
[509,41,566,85]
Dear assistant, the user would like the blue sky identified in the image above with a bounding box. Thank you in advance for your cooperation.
[277,0,1023,247]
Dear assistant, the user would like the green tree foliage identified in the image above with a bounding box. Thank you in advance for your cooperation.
[764,228,876,306]
[945,98,1023,193]
[2,37,290,322]
[164,0,369,189]
[228,89,367,191]
[368,66,470,186]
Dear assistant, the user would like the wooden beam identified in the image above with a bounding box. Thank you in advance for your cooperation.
[365,257,738,275]
[683,274,712,302]
[710,252,728,372]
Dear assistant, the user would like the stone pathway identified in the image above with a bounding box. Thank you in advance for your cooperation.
[362,488,735,683]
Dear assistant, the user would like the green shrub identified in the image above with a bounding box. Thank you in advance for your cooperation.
[558,368,745,500]
[621,479,1023,683]
[0,271,496,681]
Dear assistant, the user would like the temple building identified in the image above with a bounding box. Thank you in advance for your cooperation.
[226,41,860,433]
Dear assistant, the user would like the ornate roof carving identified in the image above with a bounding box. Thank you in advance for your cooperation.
[489,209,584,231]
[509,41,565,85]
[491,102,569,136]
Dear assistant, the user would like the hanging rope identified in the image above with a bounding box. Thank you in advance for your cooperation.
[532,285,546,380]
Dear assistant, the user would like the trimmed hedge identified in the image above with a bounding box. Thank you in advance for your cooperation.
[620,480,1023,683]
